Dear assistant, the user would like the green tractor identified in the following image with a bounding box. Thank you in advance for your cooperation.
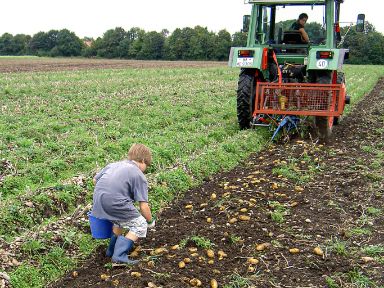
[229,0,365,140]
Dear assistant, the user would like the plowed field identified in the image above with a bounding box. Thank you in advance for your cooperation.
[49,80,384,287]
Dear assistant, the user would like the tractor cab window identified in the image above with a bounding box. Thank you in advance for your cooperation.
[254,6,273,44]
[250,4,327,46]
[274,4,327,45]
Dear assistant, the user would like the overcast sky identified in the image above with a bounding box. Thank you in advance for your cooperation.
[0,0,382,38]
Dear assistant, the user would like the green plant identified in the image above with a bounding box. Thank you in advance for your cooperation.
[361,145,374,153]
[224,273,253,288]
[179,235,213,249]
[346,227,372,237]
[272,156,318,184]
[347,269,374,287]
[229,234,243,245]
[325,276,339,288]
[366,207,381,216]
[269,201,288,224]
[190,235,213,249]
[327,238,348,256]
[362,245,384,257]
[21,240,46,256]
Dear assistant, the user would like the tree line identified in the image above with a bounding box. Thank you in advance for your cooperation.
[0,22,383,64]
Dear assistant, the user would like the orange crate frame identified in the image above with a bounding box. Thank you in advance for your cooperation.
[253,82,346,117]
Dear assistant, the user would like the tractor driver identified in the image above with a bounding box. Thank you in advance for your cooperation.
[291,13,310,43]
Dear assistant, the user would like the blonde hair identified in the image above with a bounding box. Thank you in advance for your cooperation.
[128,143,152,166]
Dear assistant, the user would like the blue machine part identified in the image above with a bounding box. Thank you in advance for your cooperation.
[271,116,301,141]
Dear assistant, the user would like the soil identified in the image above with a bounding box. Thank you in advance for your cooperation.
[0,58,225,73]
[46,75,384,288]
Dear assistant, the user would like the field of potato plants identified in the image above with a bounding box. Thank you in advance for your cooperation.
[0,57,383,288]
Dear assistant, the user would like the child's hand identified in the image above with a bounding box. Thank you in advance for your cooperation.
[147,216,156,228]
[147,219,156,228]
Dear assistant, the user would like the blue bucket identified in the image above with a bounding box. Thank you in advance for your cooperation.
[88,212,113,239]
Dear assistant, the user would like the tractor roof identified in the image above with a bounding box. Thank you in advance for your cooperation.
[247,0,325,4]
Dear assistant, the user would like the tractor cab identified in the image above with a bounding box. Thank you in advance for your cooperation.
[229,0,364,140]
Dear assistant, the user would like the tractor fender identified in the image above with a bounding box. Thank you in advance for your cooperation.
[228,47,267,69]
[307,48,349,71]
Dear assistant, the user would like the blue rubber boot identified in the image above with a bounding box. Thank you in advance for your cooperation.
[106,234,118,257]
[111,236,139,265]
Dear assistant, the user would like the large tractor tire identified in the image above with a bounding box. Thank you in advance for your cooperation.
[237,69,257,129]
[315,71,333,140]
[333,72,346,125]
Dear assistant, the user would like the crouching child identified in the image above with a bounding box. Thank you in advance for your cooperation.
[91,143,155,264]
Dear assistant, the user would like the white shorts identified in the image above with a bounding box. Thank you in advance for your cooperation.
[112,215,148,238]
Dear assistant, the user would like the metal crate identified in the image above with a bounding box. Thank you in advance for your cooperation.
[253,82,346,117]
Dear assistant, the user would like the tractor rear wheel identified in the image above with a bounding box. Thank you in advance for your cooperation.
[315,72,333,140]
[237,69,257,129]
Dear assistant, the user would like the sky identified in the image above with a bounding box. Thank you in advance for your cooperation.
[0,0,382,39]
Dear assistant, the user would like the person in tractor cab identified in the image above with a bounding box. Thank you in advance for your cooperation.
[91,143,155,265]
[291,13,310,43]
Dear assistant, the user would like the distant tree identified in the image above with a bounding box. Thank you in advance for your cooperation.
[51,29,84,56]
[165,28,187,60]
[341,22,384,64]
[0,33,15,55]
[29,32,50,56]
[46,30,59,50]
[12,34,31,55]
[213,29,232,61]
[187,26,216,60]
[232,31,247,47]
[97,27,127,58]
[128,28,146,59]
[137,31,165,60]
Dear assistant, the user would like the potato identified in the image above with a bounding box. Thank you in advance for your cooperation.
[171,244,180,250]
[217,250,227,260]
[185,204,193,209]
[206,249,215,258]
[154,247,168,255]
[229,217,237,224]
[271,182,279,190]
[207,217,212,223]
[210,193,217,200]
[313,247,324,256]
[239,215,250,221]
[184,257,191,263]
[178,261,186,268]
[147,260,155,268]
[256,243,270,251]
[130,250,139,257]
[210,279,218,288]
[240,208,248,213]
[190,278,202,286]
[100,274,110,281]
[247,266,255,272]
[131,271,142,278]
[289,248,300,254]
[247,257,259,265]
